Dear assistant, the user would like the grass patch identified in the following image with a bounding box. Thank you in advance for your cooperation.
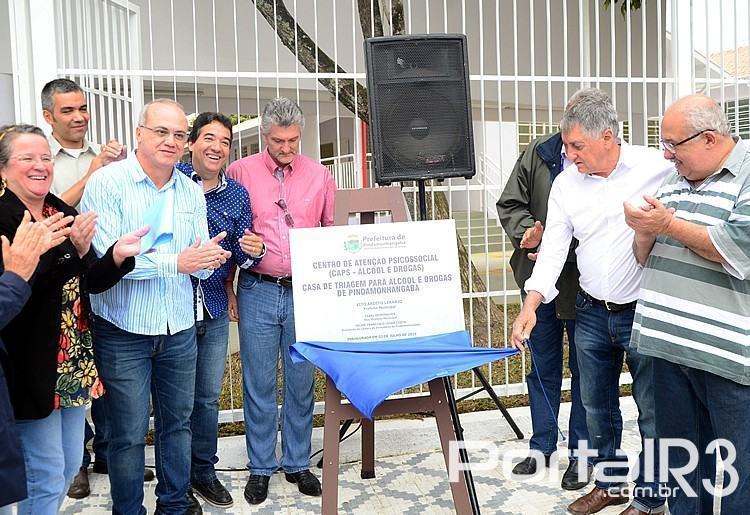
[209,300,630,436]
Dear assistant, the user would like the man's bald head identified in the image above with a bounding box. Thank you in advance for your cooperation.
[664,95,731,137]
[660,94,735,184]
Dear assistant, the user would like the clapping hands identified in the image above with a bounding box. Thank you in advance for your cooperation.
[177,232,232,274]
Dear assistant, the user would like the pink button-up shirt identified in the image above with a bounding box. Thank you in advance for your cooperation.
[227,149,336,277]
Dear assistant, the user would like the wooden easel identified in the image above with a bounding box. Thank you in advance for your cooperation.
[320,187,474,514]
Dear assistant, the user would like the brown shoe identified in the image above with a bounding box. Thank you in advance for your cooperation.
[567,486,629,515]
[67,467,91,499]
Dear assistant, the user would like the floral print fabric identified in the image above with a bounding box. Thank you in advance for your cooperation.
[42,203,97,409]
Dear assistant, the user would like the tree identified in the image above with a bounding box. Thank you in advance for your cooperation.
[603,0,643,17]
[250,0,508,345]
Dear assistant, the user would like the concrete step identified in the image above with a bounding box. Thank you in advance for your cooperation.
[458,225,506,239]
[464,251,521,295]
[465,242,507,254]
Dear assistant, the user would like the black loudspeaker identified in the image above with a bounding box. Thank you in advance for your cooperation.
[364,34,476,185]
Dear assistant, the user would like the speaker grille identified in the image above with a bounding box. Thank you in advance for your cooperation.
[365,35,476,184]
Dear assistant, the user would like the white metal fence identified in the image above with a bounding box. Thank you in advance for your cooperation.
[6,0,747,413]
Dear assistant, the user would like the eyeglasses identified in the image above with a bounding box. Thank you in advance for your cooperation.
[139,125,188,143]
[660,129,710,153]
[11,154,53,165]
[275,198,294,227]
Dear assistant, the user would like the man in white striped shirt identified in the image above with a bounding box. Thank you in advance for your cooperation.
[512,88,673,515]
[80,99,229,515]
[626,94,750,514]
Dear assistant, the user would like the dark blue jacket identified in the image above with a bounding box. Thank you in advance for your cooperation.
[0,271,29,507]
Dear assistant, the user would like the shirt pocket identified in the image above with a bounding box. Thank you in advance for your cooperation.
[175,211,197,246]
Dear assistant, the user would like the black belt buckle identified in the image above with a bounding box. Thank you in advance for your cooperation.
[276,276,293,288]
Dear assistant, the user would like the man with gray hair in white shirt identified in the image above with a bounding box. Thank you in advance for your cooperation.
[511,88,672,515]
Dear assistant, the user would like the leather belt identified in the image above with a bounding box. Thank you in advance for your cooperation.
[579,290,636,312]
[247,270,293,288]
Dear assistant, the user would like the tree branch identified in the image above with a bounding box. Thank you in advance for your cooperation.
[357,0,384,38]
[251,0,369,122]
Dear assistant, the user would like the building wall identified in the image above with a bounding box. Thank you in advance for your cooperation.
[0,2,16,124]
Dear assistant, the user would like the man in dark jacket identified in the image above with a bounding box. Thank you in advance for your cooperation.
[0,211,67,508]
[497,132,591,490]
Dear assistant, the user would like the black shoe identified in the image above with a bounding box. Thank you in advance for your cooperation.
[93,460,154,482]
[154,490,203,515]
[192,478,233,508]
[511,455,551,475]
[186,488,203,515]
[244,474,270,505]
[561,460,593,491]
[284,469,322,497]
[67,467,91,499]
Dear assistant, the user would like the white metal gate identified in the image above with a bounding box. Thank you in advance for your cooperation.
[8,0,744,414]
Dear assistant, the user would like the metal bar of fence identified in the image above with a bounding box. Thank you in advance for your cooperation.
[47,0,698,417]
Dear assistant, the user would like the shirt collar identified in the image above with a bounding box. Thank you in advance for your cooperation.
[184,161,228,194]
[716,137,746,178]
[48,134,97,157]
[262,148,299,177]
[560,146,573,169]
[579,140,629,180]
[127,152,178,191]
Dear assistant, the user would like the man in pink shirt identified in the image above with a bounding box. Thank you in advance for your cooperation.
[227,98,335,506]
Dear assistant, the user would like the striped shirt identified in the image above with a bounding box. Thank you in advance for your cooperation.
[632,138,750,385]
[80,153,212,335]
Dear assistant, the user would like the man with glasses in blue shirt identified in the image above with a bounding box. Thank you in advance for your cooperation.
[81,99,231,515]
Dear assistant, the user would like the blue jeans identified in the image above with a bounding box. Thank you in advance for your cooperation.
[93,316,197,515]
[190,311,230,483]
[237,272,314,475]
[15,405,86,515]
[526,301,588,457]
[574,293,664,511]
[82,397,108,468]
[653,356,750,514]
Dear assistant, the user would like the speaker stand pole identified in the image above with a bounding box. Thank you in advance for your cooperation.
[416,179,480,515]
[470,367,524,439]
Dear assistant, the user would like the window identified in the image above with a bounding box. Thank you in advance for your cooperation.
[618,120,660,148]
[725,99,750,138]
[516,122,559,153]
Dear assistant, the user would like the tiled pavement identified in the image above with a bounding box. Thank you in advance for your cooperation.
[61,398,644,514]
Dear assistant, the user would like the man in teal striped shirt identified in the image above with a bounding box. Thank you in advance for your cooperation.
[81,99,230,515]
[626,94,750,514]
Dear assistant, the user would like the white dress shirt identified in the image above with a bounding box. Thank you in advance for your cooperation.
[524,142,674,304]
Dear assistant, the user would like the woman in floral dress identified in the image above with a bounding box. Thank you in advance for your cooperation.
[0,124,146,515]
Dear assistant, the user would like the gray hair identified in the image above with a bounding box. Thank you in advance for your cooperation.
[138,98,185,126]
[561,88,619,139]
[683,98,731,137]
[41,78,84,112]
[0,124,47,169]
[260,98,305,135]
